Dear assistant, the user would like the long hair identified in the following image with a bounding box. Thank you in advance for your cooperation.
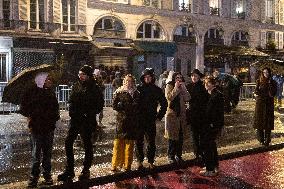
[259,67,272,84]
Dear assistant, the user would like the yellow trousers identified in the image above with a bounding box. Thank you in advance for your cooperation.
[111,138,134,170]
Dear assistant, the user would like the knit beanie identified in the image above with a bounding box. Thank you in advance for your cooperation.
[80,65,93,77]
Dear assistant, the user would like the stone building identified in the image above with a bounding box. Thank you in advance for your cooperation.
[0,0,284,83]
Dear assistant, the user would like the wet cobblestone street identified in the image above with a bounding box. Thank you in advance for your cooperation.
[1,100,284,188]
[91,148,284,189]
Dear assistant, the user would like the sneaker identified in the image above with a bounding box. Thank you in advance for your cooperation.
[78,170,90,181]
[168,158,176,164]
[200,170,218,177]
[57,171,75,182]
[27,176,39,188]
[175,156,185,164]
[137,162,144,170]
[148,163,156,169]
[42,177,53,185]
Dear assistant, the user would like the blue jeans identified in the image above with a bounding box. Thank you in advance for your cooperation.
[30,131,54,178]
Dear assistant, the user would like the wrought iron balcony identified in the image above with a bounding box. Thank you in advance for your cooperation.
[237,12,246,19]
[266,17,275,24]
[173,35,196,43]
[179,3,191,12]
[210,7,220,16]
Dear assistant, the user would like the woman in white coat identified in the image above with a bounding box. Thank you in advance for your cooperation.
[164,72,190,164]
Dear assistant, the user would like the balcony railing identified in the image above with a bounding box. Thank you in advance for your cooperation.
[237,12,246,19]
[93,29,126,38]
[210,7,220,16]
[173,35,196,44]
[179,3,191,12]
[266,17,275,24]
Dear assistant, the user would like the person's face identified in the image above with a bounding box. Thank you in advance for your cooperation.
[175,74,183,83]
[213,71,219,78]
[191,73,200,83]
[144,74,152,84]
[262,69,270,78]
[205,80,214,91]
[78,71,89,81]
[125,76,134,89]
[44,76,53,89]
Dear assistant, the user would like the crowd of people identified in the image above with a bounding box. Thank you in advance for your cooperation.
[20,64,277,188]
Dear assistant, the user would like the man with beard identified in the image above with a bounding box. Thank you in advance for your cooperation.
[136,68,167,169]
[58,65,104,181]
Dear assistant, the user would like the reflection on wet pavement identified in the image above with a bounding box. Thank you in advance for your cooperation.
[91,149,284,189]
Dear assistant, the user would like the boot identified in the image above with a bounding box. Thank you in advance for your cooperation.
[78,169,90,181]
[27,176,39,188]
[264,130,271,146]
[57,170,75,182]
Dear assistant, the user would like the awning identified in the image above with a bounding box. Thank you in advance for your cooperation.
[134,41,177,56]
[90,40,142,56]
[205,45,269,58]
[252,58,284,74]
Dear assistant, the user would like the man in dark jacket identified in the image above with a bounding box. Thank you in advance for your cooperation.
[200,76,224,177]
[21,72,60,188]
[58,65,104,181]
[136,68,167,169]
[186,69,209,163]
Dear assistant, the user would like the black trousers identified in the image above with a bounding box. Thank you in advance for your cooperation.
[65,119,94,172]
[168,127,183,160]
[190,122,203,158]
[200,128,219,171]
[135,120,156,164]
[257,129,271,144]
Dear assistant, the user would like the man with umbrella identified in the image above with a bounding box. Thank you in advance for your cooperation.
[58,65,104,181]
[20,72,60,187]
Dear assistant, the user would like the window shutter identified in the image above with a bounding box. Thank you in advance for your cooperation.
[19,0,27,20]
[275,0,279,24]
[260,31,266,48]
[280,2,284,24]
[78,0,87,25]
[53,0,61,23]
[192,0,199,13]
[279,32,283,50]
[231,0,237,18]
[275,31,279,49]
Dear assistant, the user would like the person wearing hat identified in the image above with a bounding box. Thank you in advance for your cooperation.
[21,72,60,187]
[58,65,104,181]
[186,69,209,164]
[136,68,167,169]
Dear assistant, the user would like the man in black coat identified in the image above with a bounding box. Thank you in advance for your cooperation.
[21,72,60,187]
[200,76,224,177]
[186,69,209,162]
[58,65,104,181]
[136,68,167,169]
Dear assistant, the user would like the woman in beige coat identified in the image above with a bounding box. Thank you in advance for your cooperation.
[164,71,190,164]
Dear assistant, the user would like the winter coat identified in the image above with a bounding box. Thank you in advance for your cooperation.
[164,83,190,140]
[137,83,167,121]
[69,78,104,130]
[205,88,224,131]
[186,80,209,128]
[20,85,60,135]
[113,88,140,140]
[253,79,277,130]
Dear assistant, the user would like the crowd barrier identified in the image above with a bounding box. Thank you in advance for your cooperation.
[0,83,256,114]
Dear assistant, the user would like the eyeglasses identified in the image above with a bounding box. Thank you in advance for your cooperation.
[175,76,182,79]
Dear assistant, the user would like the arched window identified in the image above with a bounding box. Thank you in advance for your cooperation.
[136,21,164,39]
[204,28,224,45]
[232,31,249,46]
[93,17,125,38]
[173,25,195,43]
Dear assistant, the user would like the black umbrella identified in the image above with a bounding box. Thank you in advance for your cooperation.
[2,64,55,105]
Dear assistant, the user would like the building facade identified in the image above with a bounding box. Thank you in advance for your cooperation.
[0,0,284,83]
